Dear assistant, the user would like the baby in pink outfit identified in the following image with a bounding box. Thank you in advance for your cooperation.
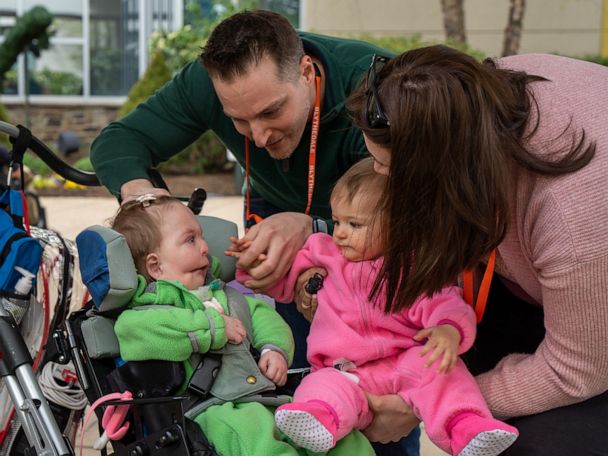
[236,158,517,455]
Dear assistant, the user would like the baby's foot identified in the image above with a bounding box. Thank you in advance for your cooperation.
[450,414,518,456]
[275,401,338,453]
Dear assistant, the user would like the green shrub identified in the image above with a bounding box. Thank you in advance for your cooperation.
[349,33,486,61]
[73,156,94,172]
[0,102,10,147]
[23,154,51,176]
[578,54,608,66]
[117,50,172,119]
[34,68,82,95]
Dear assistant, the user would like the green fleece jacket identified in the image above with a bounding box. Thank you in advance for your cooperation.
[91,32,393,220]
[114,277,294,375]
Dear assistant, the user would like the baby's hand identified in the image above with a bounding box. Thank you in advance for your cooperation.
[222,315,247,344]
[224,236,250,259]
[258,350,288,386]
[224,236,266,265]
[413,324,461,374]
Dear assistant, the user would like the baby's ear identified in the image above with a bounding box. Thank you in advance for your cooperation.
[146,253,162,280]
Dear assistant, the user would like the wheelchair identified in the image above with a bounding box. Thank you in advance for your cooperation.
[55,209,303,456]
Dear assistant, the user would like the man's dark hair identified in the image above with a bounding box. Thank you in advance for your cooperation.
[200,10,304,82]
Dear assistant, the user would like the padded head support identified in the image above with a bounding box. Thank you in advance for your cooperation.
[76,215,238,313]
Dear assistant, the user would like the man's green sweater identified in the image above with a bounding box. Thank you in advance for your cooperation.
[91,32,392,220]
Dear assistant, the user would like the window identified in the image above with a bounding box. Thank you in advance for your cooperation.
[0,0,182,103]
[259,0,299,27]
[90,0,139,96]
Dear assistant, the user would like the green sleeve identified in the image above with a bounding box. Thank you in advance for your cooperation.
[90,60,216,196]
[114,305,227,361]
[245,297,295,366]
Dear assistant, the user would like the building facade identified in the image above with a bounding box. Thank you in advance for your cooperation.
[300,0,608,58]
[0,0,182,145]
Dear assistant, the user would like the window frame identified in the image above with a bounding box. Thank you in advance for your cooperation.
[0,0,183,106]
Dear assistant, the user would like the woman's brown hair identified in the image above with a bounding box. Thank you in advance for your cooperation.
[347,45,595,313]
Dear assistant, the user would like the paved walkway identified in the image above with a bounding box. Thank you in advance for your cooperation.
[39,195,446,456]
[40,195,245,240]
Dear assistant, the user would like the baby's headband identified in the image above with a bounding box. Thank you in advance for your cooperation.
[135,193,158,208]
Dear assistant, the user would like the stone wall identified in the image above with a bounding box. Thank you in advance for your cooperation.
[4,104,120,149]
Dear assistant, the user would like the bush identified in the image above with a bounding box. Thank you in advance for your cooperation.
[33,68,82,95]
[577,54,608,66]
[349,33,486,61]
[117,50,172,118]
[23,154,51,176]
[73,156,93,172]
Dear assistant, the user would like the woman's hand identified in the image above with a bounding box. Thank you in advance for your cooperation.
[294,267,327,321]
[363,393,420,443]
[226,212,312,291]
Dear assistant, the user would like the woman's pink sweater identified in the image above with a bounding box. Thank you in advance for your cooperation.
[478,54,608,418]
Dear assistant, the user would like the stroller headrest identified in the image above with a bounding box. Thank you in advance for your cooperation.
[76,215,238,313]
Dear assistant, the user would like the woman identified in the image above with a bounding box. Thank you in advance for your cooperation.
[347,45,608,455]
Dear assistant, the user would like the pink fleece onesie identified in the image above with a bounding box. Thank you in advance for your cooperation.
[238,233,507,453]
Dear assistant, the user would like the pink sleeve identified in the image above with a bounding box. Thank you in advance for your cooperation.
[259,235,330,302]
[406,286,476,354]
[235,269,252,284]
[235,266,297,302]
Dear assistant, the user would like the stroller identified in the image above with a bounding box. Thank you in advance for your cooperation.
[63,215,242,456]
[0,122,307,456]
[0,122,99,455]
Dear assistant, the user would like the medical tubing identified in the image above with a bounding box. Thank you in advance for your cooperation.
[38,361,88,410]
[0,121,100,187]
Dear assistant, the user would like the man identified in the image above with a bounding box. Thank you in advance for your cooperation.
[91,11,419,454]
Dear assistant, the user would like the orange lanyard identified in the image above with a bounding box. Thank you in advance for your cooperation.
[245,75,322,226]
[463,249,496,323]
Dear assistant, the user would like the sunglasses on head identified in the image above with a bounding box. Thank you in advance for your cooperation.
[365,54,391,129]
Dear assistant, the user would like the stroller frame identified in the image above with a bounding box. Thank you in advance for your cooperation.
[0,121,98,455]
[59,308,202,456]
[0,315,72,456]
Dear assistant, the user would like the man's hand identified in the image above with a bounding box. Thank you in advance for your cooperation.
[120,178,170,203]
[258,350,288,386]
[413,324,461,374]
[294,268,326,321]
[226,212,312,291]
[222,315,247,344]
[363,393,420,443]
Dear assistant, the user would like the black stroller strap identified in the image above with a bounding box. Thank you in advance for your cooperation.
[224,285,254,345]
[9,125,32,168]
